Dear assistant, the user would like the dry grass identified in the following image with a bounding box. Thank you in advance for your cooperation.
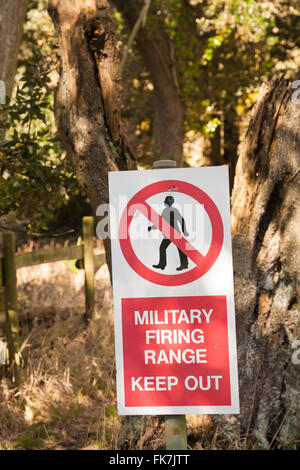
[0,252,255,450]
[0,259,123,450]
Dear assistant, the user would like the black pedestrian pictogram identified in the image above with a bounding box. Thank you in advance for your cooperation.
[119,179,224,286]
[148,196,189,271]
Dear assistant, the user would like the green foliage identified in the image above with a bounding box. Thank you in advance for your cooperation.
[1,0,299,217]
[116,0,300,159]
[0,4,80,233]
[158,0,299,133]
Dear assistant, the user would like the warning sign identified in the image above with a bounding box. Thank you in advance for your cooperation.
[119,180,224,286]
[122,296,230,408]
[109,166,239,415]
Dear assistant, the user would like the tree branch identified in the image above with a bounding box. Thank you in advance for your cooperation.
[119,0,152,76]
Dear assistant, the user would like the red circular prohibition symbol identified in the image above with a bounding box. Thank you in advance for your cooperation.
[119,180,224,286]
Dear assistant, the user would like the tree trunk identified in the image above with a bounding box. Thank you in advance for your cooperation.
[112,0,185,166]
[229,73,300,448]
[206,106,239,191]
[48,0,136,271]
[0,0,28,99]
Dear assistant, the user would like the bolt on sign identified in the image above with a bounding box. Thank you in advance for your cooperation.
[108,166,239,415]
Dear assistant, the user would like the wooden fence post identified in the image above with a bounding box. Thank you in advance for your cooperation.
[3,231,20,387]
[83,216,95,319]
[152,159,187,451]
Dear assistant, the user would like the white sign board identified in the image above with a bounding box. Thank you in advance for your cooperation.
[108,166,239,415]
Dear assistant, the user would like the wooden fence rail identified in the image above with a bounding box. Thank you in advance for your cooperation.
[0,216,105,386]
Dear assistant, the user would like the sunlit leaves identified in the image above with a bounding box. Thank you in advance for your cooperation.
[151,0,299,139]
[0,40,78,232]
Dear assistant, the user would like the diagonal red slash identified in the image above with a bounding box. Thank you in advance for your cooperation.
[118,179,224,286]
[136,201,205,266]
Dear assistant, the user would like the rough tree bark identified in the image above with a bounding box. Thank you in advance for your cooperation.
[48,0,136,270]
[229,73,300,448]
[112,0,185,166]
[0,0,28,99]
